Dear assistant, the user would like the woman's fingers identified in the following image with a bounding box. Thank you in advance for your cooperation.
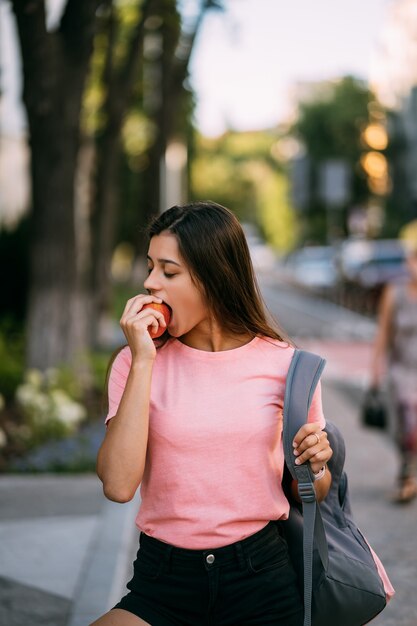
[293,426,332,467]
[139,313,159,336]
[292,423,322,450]
[121,309,167,335]
[121,294,163,319]
[117,295,167,360]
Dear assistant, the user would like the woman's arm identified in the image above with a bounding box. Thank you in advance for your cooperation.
[96,359,153,503]
[96,294,167,503]
[371,284,395,387]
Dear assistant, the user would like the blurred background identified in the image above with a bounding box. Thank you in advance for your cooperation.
[2,2,417,624]
[0,0,416,459]
[1,0,417,467]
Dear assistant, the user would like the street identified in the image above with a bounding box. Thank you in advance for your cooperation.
[258,269,417,626]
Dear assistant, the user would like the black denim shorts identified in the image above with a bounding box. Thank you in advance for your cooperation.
[114,521,303,626]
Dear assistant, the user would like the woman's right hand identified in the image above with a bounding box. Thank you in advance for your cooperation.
[120,294,167,362]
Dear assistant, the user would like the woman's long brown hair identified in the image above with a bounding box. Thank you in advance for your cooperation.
[103,201,291,413]
[148,201,289,341]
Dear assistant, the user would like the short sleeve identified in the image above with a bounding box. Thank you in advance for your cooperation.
[105,346,132,424]
[306,380,326,429]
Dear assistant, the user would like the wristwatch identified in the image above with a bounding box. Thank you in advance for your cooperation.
[312,465,327,481]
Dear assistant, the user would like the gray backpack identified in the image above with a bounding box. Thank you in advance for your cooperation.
[282,349,389,626]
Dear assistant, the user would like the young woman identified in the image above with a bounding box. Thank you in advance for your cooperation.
[91,201,333,626]
[371,241,417,503]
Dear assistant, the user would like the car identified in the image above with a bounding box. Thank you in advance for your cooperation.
[337,239,407,287]
[283,246,338,290]
[336,239,408,315]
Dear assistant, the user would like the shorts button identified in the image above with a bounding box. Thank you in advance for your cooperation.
[206,554,215,565]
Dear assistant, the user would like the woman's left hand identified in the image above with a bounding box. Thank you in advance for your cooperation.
[292,424,332,474]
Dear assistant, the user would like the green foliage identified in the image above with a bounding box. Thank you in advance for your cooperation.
[191,151,257,222]
[256,167,298,253]
[0,327,112,464]
[290,75,379,242]
[191,130,299,252]
[82,0,148,138]
[222,132,277,159]
[300,206,328,245]
[0,323,25,401]
[88,349,114,393]
[82,0,196,254]
[111,282,139,318]
[295,76,373,162]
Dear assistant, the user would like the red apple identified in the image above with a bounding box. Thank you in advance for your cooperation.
[142,302,171,338]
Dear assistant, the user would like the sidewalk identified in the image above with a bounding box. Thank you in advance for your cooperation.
[0,475,141,626]
[321,382,417,626]
[1,356,416,625]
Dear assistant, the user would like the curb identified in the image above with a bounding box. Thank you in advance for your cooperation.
[68,490,141,626]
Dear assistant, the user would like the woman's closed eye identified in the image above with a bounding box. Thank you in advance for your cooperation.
[147,267,176,278]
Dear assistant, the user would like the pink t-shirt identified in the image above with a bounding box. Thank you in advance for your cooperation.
[106,336,325,549]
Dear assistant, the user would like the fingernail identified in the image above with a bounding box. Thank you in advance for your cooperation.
[293,449,299,456]
[295,458,301,465]
[292,441,297,447]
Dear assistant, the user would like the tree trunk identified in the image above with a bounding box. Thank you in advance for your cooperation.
[138,0,215,253]
[12,0,99,372]
[26,115,82,370]
[90,0,154,333]
[91,131,122,324]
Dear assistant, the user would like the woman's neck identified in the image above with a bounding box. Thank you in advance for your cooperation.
[178,321,254,352]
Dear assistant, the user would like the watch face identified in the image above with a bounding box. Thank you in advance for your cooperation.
[313,466,326,481]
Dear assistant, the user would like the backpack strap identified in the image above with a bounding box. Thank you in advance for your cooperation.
[283,349,327,626]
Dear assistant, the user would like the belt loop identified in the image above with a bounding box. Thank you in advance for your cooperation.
[162,544,173,574]
[234,542,246,570]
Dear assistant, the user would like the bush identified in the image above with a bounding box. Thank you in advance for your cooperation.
[0,335,111,469]
[15,368,87,447]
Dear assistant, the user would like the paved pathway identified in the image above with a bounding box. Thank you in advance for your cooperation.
[0,475,141,626]
[297,338,373,388]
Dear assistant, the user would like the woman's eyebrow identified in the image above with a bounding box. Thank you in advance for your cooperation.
[147,255,181,267]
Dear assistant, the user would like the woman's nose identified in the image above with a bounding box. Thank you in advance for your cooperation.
[144,270,160,292]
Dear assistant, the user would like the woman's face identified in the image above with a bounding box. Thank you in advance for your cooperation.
[144,232,210,338]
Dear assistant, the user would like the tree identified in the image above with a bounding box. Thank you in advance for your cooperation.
[191,130,298,253]
[89,0,222,325]
[11,0,101,372]
[10,0,222,371]
[89,0,155,329]
[140,0,223,221]
[292,76,376,242]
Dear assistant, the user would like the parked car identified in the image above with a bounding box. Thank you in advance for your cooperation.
[336,239,408,315]
[337,239,407,287]
[283,246,338,291]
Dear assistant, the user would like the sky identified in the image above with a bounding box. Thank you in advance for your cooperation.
[1,0,393,137]
[189,0,393,136]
